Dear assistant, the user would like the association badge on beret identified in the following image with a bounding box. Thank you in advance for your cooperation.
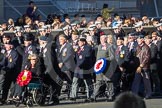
[94,58,108,75]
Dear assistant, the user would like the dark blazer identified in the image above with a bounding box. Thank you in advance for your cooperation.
[127,41,139,71]
[3,49,18,72]
[127,41,138,59]
[115,45,129,68]
[43,41,63,85]
[57,42,76,72]
[157,40,162,61]
[149,43,158,70]
[16,44,38,70]
[0,52,4,69]
[1,49,19,78]
[74,44,94,79]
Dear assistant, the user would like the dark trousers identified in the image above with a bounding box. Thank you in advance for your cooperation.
[43,74,62,101]
[157,60,162,90]
[93,80,114,99]
[0,74,5,99]
[61,71,72,87]
[2,72,17,101]
[111,71,121,97]
[150,70,160,93]
[61,71,72,97]
[131,70,152,97]
[120,72,134,92]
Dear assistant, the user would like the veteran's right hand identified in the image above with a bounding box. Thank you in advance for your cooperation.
[136,66,142,73]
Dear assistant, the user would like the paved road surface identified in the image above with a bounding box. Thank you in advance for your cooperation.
[0,97,162,108]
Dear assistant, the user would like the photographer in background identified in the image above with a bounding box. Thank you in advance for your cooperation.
[26,1,37,21]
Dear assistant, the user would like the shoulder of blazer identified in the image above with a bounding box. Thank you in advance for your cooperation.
[85,44,92,50]
[121,45,127,50]
[11,49,17,54]
[66,42,72,48]
[151,43,157,48]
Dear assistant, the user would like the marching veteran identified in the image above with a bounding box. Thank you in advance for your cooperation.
[92,33,116,101]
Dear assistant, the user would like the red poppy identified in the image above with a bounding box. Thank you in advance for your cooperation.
[96,61,102,69]
[17,70,32,86]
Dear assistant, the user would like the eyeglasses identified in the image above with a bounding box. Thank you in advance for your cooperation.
[30,59,36,61]
[152,35,157,37]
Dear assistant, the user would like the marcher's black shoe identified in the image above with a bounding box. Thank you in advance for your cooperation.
[48,102,56,106]
[90,98,95,102]
[69,97,76,101]
[107,96,114,102]
[0,99,6,105]
[62,89,68,93]
[90,97,96,102]
[152,92,162,96]
[144,96,152,100]
[48,100,59,106]
[84,98,95,103]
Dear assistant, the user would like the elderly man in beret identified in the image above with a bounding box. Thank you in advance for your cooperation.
[16,33,38,70]
[70,37,94,102]
[0,41,19,104]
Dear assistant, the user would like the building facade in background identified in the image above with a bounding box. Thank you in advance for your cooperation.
[0,0,161,22]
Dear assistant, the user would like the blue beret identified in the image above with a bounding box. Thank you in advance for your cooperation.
[138,35,145,39]
[39,36,48,41]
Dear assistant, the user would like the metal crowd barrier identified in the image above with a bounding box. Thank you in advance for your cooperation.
[3,26,157,38]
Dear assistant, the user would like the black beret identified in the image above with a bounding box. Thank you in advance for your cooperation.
[81,15,85,17]
[4,41,13,45]
[117,37,124,40]
[24,33,34,41]
[3,35,11,39]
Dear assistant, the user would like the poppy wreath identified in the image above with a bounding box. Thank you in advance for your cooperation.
[94,58,107,75]
[17,70,32,86]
